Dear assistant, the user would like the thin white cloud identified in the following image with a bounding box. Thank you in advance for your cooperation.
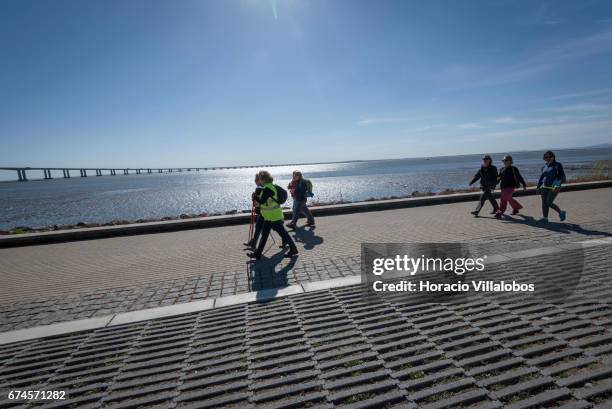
[437,29,612,90]
[545,103,612,113]
[463,119,612,142]
[357,117,410,126]
[517,2,563,27]
[489,116,558,126]
[493,117,515,124]
[544,87,612,101]
[403,124,446,134]
[459,122,485,129]
[459,110,612,130]
[398,118,612,155]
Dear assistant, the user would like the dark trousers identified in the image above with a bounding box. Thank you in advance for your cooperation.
[474,187,499,213]
[541,189,561,218]
[255,220,297,257]
[290,199,315,224]
[252,215,264,245]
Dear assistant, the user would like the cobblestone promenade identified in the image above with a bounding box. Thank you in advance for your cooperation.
[1,188,611,331]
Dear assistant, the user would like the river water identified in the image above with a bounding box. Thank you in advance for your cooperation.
[1,147,610,229]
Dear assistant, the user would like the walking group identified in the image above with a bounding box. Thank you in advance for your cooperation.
[244,170,316,260]
[243,150,567,260]
[469,150,567,222]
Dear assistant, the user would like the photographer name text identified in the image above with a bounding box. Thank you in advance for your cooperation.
[372,280,535,292]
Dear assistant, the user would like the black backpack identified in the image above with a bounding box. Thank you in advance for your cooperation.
[273,184,288,204]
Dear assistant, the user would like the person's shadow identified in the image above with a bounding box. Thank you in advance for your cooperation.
[247,250,298,294]
[292,226,324,250]
[501,214,612,237]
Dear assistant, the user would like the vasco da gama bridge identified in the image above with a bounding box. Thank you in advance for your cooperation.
[1,165,291,182]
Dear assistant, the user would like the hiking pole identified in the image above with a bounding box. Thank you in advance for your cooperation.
[248,205,255,242]
[264,232,277,256]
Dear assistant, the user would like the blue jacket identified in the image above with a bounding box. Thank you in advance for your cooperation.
[537,161,566,188]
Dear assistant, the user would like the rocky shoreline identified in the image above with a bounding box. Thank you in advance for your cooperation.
[0,188,478,235]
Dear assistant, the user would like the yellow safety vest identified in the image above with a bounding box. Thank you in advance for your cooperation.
[259,183,284,221]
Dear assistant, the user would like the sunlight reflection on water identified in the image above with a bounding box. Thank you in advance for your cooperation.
[0,148,610,228]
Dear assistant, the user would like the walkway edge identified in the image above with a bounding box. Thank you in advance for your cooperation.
[1,237,610,346]
[1,180,610,248]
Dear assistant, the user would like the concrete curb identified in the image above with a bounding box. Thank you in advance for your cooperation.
[1,180,611,248]
[1,237,610,346]
[0,316,113,346]
[108,299,215,327]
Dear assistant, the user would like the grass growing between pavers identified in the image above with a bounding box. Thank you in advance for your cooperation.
[591,389,612,405]
[486,372,541,392]
[557,361,605,379]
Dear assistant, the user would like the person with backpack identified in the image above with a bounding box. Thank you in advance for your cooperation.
[287,170,315,229]
[245,173,264,249]
[469,154,499,216]
[495,155,527,219]
[247,170,298,259]
[536,150,567,223]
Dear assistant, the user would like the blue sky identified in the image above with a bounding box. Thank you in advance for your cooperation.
[1,0,612,167]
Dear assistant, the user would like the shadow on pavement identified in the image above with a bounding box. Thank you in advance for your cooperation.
[502,214,612,237]
[292,226,323,250]
[247,250,298,294]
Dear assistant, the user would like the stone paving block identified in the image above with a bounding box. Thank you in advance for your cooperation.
[503,387,572,409]
[419,388,492,409]
[489,375,554,401]
[557,365,612,388]
[573,378,612,400]
[527,347,584,367]
[408,377,476,402]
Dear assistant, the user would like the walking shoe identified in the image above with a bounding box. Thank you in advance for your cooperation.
[494,213,502,219]
[286,223,296,229]
[539,217,549,223]
[470,211,479,216]
[512,209,519,215]
[490,210,497,214]
[284,250,298,258]
[247,252,261,260]
[559,210,566,221]
[306,222,315,227]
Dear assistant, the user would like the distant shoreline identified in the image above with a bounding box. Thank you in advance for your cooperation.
[1,145,610,183]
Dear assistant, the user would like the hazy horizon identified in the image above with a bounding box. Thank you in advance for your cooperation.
[1,143,611,172]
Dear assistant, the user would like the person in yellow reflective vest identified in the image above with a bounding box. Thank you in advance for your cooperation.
[247,170,298,260]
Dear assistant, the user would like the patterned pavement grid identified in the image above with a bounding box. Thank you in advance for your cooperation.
[0,247,612,409]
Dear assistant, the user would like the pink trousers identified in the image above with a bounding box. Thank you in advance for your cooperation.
[497,187,522,214]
